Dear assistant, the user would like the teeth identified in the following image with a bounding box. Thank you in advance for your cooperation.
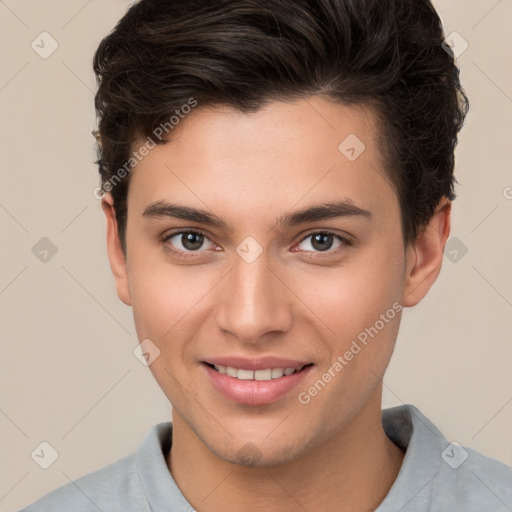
[271,368,284,378]
[213,365,300,380]
[237,369,254,380]
[254,369,272,381]
[226,366,238,378]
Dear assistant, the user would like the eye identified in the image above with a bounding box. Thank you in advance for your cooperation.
[163,230,215,254]
[295,231,351,253]
[161,229,351,258]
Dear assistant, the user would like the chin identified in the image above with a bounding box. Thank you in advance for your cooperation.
[205,431,316,468]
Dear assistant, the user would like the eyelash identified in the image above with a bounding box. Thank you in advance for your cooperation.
[161,229,352,259]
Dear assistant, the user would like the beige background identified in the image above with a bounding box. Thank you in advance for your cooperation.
[1,0,511,510]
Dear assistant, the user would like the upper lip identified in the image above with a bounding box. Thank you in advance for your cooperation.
[203,357,312,371]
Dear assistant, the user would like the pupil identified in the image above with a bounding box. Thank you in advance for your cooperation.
[182,233,203,250]
[312,233,333,251]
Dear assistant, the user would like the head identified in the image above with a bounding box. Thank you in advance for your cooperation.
[93,0,468,465]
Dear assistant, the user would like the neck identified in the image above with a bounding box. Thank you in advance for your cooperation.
[167,392,405,512]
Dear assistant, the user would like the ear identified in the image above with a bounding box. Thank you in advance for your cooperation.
[101,194,132,306]
[401,197,451,307]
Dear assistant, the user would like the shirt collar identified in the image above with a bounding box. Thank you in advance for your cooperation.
[136,421,192,511]
[135,404,446,511]
[376,404,446,511]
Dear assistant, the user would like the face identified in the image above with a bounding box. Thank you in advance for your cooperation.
[103,96,448,466]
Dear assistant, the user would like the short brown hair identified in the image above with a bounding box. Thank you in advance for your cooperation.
[93,0,469,251]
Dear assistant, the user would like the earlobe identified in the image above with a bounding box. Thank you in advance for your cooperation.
[101,194,132,306]
[401,198,451,307]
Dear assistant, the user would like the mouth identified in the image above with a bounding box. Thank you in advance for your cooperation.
[204,362,313,381]
[201,359,314,405]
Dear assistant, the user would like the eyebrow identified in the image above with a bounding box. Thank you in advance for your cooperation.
[142,199,372,231]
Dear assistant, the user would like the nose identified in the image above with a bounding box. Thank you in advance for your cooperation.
[215,254,293,344]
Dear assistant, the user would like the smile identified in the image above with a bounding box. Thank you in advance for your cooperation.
[202,361,314,405]
[208,364,309,381]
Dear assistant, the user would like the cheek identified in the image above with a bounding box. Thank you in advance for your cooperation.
[293,256,404,417]
[294,245,404,338]
[126,251,217,347]
[126,257,212,401]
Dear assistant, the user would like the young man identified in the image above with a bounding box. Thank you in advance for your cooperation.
[21,0,512,510]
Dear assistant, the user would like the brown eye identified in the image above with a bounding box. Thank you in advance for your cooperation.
[295,231,351,253]
[310,233,334,251]
[164,231,215,253]
[181,232,204,250]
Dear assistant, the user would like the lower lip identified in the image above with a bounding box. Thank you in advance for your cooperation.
[202,364,313,406]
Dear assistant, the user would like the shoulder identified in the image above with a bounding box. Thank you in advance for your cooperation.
[18,452,146,512]
[434,444,512,509]
[18,421,175,512]
[379,404,512,511]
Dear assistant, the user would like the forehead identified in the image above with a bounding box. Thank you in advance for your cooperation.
[127,96,397,226]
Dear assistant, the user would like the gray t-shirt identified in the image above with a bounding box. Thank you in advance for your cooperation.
[19,404,512,511]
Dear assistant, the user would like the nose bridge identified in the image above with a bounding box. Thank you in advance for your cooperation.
[216,253,291,342]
